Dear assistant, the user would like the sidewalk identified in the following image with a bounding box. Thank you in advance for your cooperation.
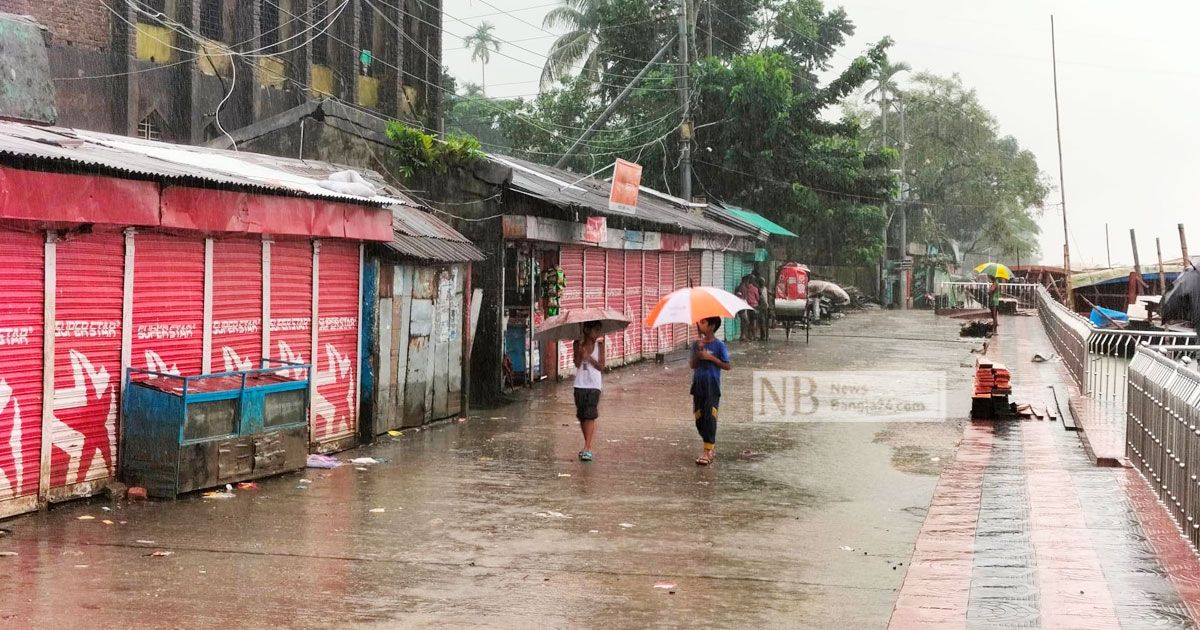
[890,313,1200,629]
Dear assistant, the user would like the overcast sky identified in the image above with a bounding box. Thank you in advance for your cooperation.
[442,0,1200,269]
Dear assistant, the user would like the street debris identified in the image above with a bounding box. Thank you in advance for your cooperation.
[557,473,571,478]
[356,467,368,471]
[127,487,148,501]
[1032,353,1057,363]
[77,515,95,521]
[298,479,313,484]
[589,530,599,534]
[350,457,381,465]
[101,507,111,512]
[930,457,941,462]
[534,511,573,519]
[369,508,386,513]
[202,485,236,499]
[146,550,174,558]
[960,320,994,338]
[73,564,88,569]
[387,430,403,437]
[653,582,676,590]
[102,520,114,525]
[619,523,635,528]
[236,482,258,490]
[839,546,855,552]
[136,540,156,545]
[306,454,342,469]
[0,551,17,557]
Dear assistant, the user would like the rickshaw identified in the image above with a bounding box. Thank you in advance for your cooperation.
[772,262,812,342]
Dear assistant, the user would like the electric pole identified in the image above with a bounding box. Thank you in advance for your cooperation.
[678,0,692,201]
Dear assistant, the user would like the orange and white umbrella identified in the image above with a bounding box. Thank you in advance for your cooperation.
[644,286,753,328]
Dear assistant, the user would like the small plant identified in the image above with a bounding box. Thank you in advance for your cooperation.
[385,122,484,178]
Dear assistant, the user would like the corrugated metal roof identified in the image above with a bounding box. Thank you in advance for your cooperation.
[721,205,797,237]
[491,155,749,237]
[0,120,411,207]
[385,208,483,262]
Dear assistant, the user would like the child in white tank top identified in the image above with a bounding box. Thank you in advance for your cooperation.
[573,322,605,461]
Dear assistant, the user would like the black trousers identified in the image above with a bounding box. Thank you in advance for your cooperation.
[691,378,721,445]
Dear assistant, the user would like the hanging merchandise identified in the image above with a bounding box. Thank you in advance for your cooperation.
[541,264,566,316]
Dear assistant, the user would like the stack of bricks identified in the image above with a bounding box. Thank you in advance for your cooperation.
[971,359,1013,420]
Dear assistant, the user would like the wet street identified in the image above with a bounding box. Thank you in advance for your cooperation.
[2,310,1198,629]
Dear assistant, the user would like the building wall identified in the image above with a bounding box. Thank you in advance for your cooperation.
[1,1,441,143]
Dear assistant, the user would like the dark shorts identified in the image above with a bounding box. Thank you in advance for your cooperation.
[690,378,721,422]
[574,387,601,421]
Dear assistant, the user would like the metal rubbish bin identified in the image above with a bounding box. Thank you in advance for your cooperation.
[120,360,311,499]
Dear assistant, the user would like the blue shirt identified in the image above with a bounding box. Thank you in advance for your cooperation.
[692,338,729,387]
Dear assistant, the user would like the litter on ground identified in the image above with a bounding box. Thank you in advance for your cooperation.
[306,454,341,469]
[77,515,95,521]
[350,457,381,465]
[654,582,676,589]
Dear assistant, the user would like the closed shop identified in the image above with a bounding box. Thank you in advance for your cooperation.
[624,251,643,362]
[556,246,584,375]
[211,237,264,374]
[313,240,360,448]
[604,250,626,365]
[50,231,124,498]
[269,239,314,379]
[0,230,44,516]
[132,232,205,377]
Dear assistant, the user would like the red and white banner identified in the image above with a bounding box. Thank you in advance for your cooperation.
[132,233,205,378]
[314,241,360,444]
[269,240,314,379]
[212,238,264,374]
[0,231,44,504]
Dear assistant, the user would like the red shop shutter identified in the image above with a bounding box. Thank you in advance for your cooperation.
[314,241,360,444]
[583,247,605,309]
[132,233,204,378]
[51,232,123,490]
[660,252,676,350]
[211,238,264,374]
[0,230,43,504]
[604,250,625,365]
[269,239,313,375]
[687,251,703,345]
[641,252,659,354]
[557,246,583,375]
[624,251,643,361]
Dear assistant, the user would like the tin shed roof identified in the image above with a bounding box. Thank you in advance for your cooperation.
[386,207,483,262]
[491,155,749,237]
[0,120,407,207]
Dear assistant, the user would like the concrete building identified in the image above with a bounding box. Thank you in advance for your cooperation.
[0,0,444,143]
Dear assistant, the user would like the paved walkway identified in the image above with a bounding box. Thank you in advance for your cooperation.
[890,314,1200,629]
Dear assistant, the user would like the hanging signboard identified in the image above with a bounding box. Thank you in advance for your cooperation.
[584,216,607,244]
[608,159,641,215]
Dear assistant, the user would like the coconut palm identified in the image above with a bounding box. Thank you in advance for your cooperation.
[541,0,607,90]
[462,22,501,95]
[864,59,911,149]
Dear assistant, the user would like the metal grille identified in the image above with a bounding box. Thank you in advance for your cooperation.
[260,0,281,54]
[137,116,162,142]
[311,1,330,65]
[313,241,359,444]
[604,250,625,365]
[199,0,223,41]
[624,251,643,361]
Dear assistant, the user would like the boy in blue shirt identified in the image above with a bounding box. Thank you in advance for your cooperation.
[690,316,732,466]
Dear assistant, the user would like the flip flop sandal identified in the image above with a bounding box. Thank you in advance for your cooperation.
[695,452,714,466]
[579,450,594,462]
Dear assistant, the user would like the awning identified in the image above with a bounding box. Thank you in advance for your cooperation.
[721,206,797,238]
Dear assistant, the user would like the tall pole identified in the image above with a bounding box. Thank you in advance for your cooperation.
[1130,229,1144,293]
[898,96,909,309]
[1051,15,1072,307]
[1156,237,1167,295]
[678,0,692,201]
[1105,223,1112,268]
[1181,223,1191,270]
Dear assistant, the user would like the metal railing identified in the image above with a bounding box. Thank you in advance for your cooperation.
[1088,330,1197,407]
[1035,286,1092,388]
[1127,345,1200,547]
[938,282,1040,310]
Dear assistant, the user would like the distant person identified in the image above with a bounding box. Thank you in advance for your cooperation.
[751,267,770,340]
[573,321,605,462]
[737,275,761,341]
[690,317,731,466]
[990,277,1001,333]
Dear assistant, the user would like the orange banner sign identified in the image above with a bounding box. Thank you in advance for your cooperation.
[608,159,642,215]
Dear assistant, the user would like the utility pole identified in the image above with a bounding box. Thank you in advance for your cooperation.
[1181,223,1191,270]
[553,37,677,169]
[1156,237,1167,295]
[898,95,909,309]
[1105,223,1112,268]
[1051,15,1072,308]
[678,0,692,201]
[1131,229,1144,293]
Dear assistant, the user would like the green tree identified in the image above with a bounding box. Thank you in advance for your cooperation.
[860,73,1048,259]
[463,22,501,94]
[863,57,910,150]
[541,0,606,88]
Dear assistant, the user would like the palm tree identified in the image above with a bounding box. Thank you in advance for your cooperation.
[463,22,501,95]
[864,59,911,150]
[541,0,607,90]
